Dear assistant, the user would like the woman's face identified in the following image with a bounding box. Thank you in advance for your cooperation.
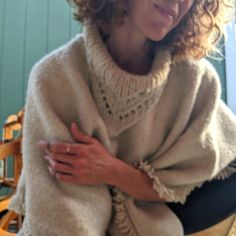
[126,0,194,41]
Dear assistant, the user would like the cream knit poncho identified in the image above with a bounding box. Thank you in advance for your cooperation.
[9,22,236,236]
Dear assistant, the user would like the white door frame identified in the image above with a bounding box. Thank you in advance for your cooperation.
[225,21,236,114]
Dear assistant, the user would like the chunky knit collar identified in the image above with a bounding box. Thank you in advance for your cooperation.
[83,20,173,137]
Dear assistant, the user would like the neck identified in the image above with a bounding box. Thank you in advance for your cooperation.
[104,19,153,75]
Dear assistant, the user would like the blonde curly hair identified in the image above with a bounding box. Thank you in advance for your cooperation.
[67,0,235,60]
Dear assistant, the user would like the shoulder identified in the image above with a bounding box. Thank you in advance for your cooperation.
[173,58,220,84]
[172,57,221,96]
[28,34,86,90]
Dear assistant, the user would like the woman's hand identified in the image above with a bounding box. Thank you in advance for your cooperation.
[38,123,166,201]
[38,122,120,186]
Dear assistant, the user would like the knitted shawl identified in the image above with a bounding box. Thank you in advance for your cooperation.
[9,21,236,236]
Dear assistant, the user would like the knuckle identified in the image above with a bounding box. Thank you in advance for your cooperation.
[53,142,63,152]
[91,138,98,144]
[74,143,81,150]
[50,142,57,151]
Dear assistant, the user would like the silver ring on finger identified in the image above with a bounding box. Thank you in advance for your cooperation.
[66,144,71,154]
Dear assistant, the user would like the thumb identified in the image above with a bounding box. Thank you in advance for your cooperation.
[70,122,93,144]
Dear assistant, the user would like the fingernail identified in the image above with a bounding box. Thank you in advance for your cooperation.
[48,166,55,176]
[72,122,78,127]
[48,166,52,175]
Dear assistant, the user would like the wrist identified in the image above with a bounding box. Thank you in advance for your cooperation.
[107,158,136,187]
[109,159,143,195]
[107,158,166,202]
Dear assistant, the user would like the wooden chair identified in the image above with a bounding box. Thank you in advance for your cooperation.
[0,110,24,235]
[188,214,236,236]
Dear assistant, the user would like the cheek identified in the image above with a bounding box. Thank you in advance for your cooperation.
[180,0,194,18]
[128,2,153,31]
[128,0,149,19]
[173,0,194,27]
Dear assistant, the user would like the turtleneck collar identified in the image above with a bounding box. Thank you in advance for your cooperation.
[83,20,173,137]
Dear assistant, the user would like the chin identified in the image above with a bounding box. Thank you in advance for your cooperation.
[144,26,171,42]
[147,31,169,42]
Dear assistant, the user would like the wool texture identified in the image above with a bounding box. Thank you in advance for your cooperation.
[9,21,236,236]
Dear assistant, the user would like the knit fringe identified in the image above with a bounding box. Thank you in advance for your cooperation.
[112,188,137,236]
[137,160,177,201]
[8,192,26,215]
[17,218,32,236]
[214,162,236,181]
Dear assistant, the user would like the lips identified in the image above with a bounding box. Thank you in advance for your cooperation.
[153,3,177,21]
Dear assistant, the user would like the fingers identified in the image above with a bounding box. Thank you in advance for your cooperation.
[38,122,98,157]
[70,122,97,145]
[38,140,86,155]
[45,155,76,175]
[45,155,89,185]
[38,123,97,154]
[47,152,75,165]
[53,173,84,185]
[53,171,91,185]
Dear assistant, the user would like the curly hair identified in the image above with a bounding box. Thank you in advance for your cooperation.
[67,0,235,60]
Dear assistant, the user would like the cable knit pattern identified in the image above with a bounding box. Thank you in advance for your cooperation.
[84,20,171,137]
[9,20,236,236]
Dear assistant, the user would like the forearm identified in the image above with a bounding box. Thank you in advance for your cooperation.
[108,158,166,202]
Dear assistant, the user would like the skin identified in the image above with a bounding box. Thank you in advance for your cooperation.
[38,0,194,202]
[106,0,194,74]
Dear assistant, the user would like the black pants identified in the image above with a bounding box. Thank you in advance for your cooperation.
[167,172,236,234]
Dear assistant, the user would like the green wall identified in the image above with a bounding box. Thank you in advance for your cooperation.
[0,0,82,129]
[0,0,227,129]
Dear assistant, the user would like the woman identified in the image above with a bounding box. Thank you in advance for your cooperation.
[9,0,236,235]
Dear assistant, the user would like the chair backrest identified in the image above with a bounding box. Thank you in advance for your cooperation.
[0,109,24,235]
[3,110,24,142]
[0,109,24,194]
